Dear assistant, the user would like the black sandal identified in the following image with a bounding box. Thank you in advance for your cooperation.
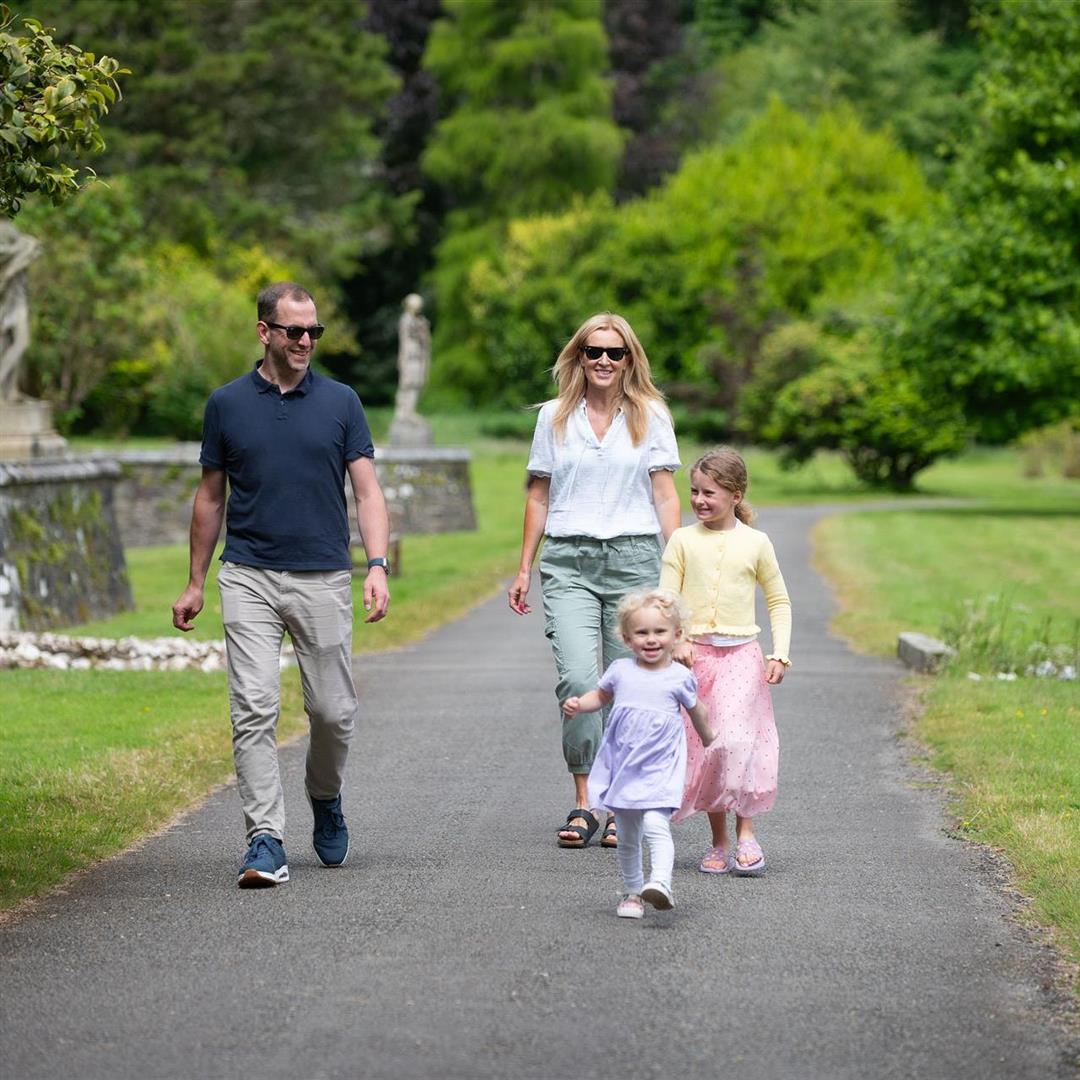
[557,808,599,848]
[600,814,617,848]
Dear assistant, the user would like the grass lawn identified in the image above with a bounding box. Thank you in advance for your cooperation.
[814,470,1080,986]
[0,667,306,910]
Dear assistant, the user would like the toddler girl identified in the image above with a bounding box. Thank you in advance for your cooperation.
[660,448,792,876]
[564,589,713,918]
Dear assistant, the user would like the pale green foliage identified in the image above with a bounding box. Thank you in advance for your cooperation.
[888,0,1080,444]
[0,6,126,215]
[22,183,354,436]
[430,102,930,407]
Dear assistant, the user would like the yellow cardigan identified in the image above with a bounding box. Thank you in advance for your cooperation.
[659,521,792,664]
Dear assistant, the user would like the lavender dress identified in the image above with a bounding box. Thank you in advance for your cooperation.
[586,658,699,812]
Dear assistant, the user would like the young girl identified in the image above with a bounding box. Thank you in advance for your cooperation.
[564,589,713,919]
[660,448,792,877]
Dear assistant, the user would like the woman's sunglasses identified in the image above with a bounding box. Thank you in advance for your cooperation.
[582,345,629,362]
[264,321,326,341]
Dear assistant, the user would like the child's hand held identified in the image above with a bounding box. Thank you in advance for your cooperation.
[765,659,787,685]
[563,696,580,717]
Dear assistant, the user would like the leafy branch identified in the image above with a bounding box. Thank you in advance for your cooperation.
[0,3,127,216]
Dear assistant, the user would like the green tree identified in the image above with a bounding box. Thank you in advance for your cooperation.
[19,0,405,282]
[888,0,1080,444]
[752,322,966,490]
[708,0,977,177]
[21,182,356,435]
[421,0,622,384]
[0,5,125,215]
[435,102,930,408]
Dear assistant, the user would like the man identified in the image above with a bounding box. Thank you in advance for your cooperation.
[172,282,391,888]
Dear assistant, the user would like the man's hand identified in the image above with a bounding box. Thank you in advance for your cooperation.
[363,568,390,623]
[172,584,204,632]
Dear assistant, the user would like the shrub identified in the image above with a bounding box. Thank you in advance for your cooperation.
[765,331,966,489]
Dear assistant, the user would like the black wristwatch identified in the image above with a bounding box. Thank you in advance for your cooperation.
[366,557,390,574]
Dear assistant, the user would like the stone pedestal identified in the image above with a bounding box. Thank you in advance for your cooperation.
[387,413,434,449]
[0,399,68,460]
[360,447,476,538]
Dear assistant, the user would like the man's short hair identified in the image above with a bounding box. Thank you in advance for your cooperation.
[257,282,315,323]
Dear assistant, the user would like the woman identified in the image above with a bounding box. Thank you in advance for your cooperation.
[508,312,682,848]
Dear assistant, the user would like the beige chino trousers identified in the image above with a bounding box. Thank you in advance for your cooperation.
[218,562,359,843]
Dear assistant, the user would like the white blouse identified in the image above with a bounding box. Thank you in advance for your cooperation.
[526,398,680,539]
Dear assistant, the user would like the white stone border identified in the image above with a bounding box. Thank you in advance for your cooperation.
[0,631,294,672]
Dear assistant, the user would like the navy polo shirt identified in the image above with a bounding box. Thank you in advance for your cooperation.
[200,363,374,570]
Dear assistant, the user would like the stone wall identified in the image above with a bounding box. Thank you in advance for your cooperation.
[0,459,133,631]
[97,445,476,548]
[375,448,476,536]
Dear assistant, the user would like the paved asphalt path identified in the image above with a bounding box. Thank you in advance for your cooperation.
[1,506,1076,1079]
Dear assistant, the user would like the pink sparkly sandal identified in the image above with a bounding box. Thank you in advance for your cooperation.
[617,894,644,919]
[698,845,734,874]
[733,837,766,876]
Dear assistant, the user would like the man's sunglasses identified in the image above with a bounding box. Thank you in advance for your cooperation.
[264,321,325,341]
[582,345,629,362]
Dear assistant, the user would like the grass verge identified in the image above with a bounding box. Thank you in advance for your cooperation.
[0,667,305,911]
[814,491,1080,989]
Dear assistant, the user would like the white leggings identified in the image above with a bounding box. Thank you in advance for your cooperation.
[614,808,674,893]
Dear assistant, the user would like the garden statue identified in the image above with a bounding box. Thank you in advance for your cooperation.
[0,221,65,458]
[0,221,40,403]
[388,292,433,448]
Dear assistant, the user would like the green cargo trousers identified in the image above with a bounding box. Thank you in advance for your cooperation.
[538,534,662,774]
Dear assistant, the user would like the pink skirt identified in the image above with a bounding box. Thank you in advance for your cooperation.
[673,640,778,822]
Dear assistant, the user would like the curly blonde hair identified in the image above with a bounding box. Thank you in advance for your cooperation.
[548,312,669,446]
[616,588,688,640]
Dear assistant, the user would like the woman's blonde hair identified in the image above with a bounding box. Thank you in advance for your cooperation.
[691,447,756,524]
[616,588,687,640]
[548,312,669,445]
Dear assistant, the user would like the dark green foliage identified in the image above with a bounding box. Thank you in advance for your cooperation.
[0,6,125,215]
[18,0,404,280]
[708,0,977,178]
[346,0,444,405]
[604,0,714,198]
[692,0,790,56]
[421,0,623,384]
[888,0,1080,444]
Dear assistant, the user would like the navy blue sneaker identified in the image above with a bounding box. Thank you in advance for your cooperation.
[310,794,349,867]
[237,834,289,888]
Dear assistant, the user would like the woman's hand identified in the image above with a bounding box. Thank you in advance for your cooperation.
[673,640,694,668]
[508,569,532,615]
[765,659,787,685]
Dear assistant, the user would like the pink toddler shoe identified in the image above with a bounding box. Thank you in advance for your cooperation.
[617,894,644,919]
[698,845,734,874]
